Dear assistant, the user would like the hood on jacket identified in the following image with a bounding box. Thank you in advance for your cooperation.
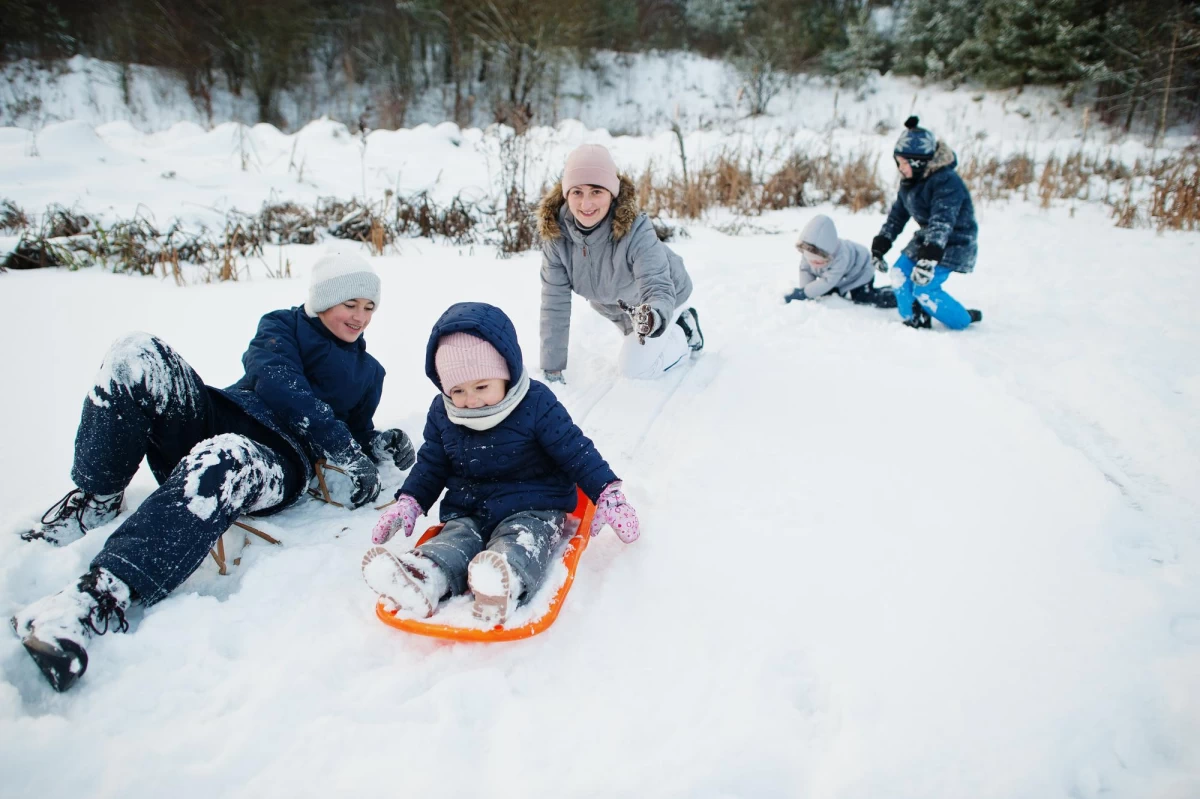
[799,214,842,260]
[424,302,524,394]
[538,173,639,242]
[924,141,957,177]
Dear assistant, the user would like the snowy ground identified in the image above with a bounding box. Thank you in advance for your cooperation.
[2,81,1200,797]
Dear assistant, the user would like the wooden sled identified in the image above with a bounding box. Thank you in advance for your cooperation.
[375,487,596,642]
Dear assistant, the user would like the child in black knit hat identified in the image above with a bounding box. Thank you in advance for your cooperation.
[870,116,982,330]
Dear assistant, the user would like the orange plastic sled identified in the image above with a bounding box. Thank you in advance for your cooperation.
[375,487,596,642]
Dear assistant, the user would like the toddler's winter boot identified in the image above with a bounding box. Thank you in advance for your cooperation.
[361,547,447,618]
[676,307,704,352]
[968,309,983,323]
[11,566,132,692]
[21,488,123,546]
[468,550,523,626]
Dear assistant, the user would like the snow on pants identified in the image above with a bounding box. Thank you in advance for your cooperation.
[891,254,972,330]
[76,333,306,605]
[415,510,567,601]
[617,306,691,380]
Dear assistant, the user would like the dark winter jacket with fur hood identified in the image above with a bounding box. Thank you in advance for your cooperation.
[210,306,386,510]
[398,302,618,533]
[879,141,979,273]
[537,174,694,372]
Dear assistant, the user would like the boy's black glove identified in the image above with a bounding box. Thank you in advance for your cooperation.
[871,235,892,258]
[783,288,809,303]
[344,454,382,508]
[371,428,415,470]
[916,243,944,264]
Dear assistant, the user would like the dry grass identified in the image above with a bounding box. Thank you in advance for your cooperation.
[635,146,887,220]
[7,140,1195,278]
[1148,151,1200,231]
[1,199,31,234]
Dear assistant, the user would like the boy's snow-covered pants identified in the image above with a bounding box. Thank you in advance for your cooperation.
[74,333,305,605]
[892,254,972,330]
[415,510,566,600]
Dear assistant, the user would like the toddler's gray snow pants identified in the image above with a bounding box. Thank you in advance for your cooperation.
[416,510,566,601]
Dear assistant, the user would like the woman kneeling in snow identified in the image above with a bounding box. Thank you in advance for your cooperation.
[870,116,982,330]
[783,214,897,308]
[538,143,703,383]
[13,252,414,693]
[363,301,639,626]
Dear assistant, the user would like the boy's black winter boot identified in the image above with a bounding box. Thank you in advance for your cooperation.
[968,309,983,323]
[676,308,704,352]
[21,488,123,546]
[903,301,932,329]
[11,566,132,692]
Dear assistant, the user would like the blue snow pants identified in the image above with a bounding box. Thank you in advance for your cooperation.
[76,334,306,605]
[415,510,566,601]
[893,254,972,330]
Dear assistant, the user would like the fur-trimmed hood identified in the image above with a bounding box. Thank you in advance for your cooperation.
[538,174,639,242]
[925,140,957,177]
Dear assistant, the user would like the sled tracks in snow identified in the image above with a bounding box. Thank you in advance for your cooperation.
[576,354,722,460]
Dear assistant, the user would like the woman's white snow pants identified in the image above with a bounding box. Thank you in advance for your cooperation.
[617,306,690,380]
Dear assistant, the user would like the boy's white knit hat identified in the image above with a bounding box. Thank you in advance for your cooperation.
[304,252,381,317]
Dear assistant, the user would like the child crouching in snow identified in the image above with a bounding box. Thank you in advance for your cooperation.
[362,301,639,625]
[783,214,896,308]
[870,116,982,330]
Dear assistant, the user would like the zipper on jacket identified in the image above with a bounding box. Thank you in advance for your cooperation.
[583,245,588,257]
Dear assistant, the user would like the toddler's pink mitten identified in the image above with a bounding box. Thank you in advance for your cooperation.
[589,482,640,543]
[371,494,423,544]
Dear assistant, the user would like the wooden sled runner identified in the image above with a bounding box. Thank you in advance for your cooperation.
[375,487,596,642]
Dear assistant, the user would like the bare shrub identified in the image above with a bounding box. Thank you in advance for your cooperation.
[4,236,79,270]
[827,152,887,212]
[1,199,31,234]
[1148,151,1200,231]
[633,146,885,220]
[761,154,815,210]
[261,202,318,245]
[43,204,91,238]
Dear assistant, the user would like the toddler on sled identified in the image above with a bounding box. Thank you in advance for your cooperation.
[363,302,640,626]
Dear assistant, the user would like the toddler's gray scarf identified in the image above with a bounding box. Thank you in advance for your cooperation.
[442,369,530,431]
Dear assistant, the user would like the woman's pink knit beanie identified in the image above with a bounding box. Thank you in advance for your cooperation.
[561,144,620,198]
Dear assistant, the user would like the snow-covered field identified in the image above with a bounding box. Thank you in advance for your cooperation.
[2,74,1199,798]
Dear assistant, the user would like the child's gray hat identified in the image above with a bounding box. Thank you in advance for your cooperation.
[304,252,381,317]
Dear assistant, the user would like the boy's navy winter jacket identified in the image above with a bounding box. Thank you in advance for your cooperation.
[879,142,978,273]
[398,302,617,533]
[215,306,385,491]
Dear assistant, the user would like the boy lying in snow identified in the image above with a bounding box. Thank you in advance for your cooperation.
[783,214,897,308]
[363,301,639,625]
[13,252,414,692]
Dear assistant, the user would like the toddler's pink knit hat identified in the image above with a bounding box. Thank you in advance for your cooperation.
[561,144,620,199]
[434,332,511,393]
